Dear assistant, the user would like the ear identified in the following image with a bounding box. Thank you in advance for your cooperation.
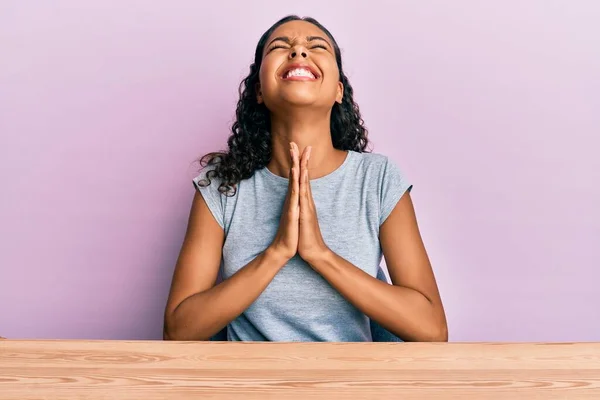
[256,83,263,104]
[336,81,344,104]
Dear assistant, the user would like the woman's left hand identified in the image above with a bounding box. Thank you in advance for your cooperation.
[298,145,330,264]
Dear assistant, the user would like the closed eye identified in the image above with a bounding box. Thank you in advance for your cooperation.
[267,45,288,53]
[310,44,328,50]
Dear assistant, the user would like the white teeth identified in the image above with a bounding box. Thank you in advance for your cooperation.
[285,68,316,79]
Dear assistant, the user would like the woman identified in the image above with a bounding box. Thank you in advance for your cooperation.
[163,15,448,342]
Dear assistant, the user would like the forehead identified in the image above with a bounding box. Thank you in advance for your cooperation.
[266,20,329,43]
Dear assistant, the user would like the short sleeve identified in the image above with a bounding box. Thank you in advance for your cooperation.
[193,168,225,229]
[379,157,413,226]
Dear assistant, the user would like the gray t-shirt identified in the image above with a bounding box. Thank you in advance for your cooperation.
[194,150,412,341]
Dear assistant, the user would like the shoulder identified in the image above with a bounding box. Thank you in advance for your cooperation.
[193,166,223,192]
[350,151,407,182]
[352,151,388,167]
[351,151,413,225]
[191,166,234,229]
[192,166,239,198]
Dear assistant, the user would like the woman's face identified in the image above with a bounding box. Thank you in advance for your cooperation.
[257,20,343,111]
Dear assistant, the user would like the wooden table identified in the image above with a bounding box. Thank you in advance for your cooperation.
[1,340,599,399]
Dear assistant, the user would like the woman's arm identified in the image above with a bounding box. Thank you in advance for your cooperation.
[163,192,289,341]
[305,193,448,342]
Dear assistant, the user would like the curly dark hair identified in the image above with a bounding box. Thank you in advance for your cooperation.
[199,15,370,195]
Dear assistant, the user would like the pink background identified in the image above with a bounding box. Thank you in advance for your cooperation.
[1,1,599,341]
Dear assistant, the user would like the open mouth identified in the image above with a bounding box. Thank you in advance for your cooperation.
[281,65,319,80]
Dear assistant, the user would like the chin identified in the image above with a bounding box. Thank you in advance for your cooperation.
[279,91,321,107]
[283,99,317,107]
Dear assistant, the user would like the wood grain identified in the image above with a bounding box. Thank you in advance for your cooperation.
[1,341,599,399]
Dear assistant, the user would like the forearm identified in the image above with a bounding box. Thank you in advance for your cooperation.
[308,250,448,342]
[165,247,288,341]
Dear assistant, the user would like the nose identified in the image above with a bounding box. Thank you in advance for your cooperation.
[289,46,308,59]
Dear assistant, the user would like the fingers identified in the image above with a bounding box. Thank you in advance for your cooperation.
[287,145,294,200]
[304,147,314,209]
[303,147,311,189]
[288,147,294,191]
[304,146,312,182]
[289,142,300,210]
[299,146,312,214]
[305,148,313,201]
[290,143,314,209]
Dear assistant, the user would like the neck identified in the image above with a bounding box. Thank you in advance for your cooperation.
[267,110,347,179]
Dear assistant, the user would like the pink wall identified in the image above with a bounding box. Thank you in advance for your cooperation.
[1,1,598,341]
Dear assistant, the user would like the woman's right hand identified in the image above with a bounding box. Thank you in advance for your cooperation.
[269,142,300,260]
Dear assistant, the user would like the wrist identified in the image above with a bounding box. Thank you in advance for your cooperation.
[303,246,334,266]
[265,245,293,266]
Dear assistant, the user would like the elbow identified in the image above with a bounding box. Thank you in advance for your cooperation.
[163,307,188,341]
[163,317,177,341]
[163,320,190,341]
[163,323,197,341]
[163,314,213,341]
[163,313,187,341]
[163,325,179,341]
[424,305,448,342]
[417,327,447,342]
[163,329,191,342]
[413,318,448,342]
[434,323,449,342]
[425,320,448,342]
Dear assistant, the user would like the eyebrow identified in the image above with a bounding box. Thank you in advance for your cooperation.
[267,35,331,48]
[307,36,330,46]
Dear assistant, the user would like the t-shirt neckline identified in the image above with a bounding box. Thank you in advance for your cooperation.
[258,150,354,186]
